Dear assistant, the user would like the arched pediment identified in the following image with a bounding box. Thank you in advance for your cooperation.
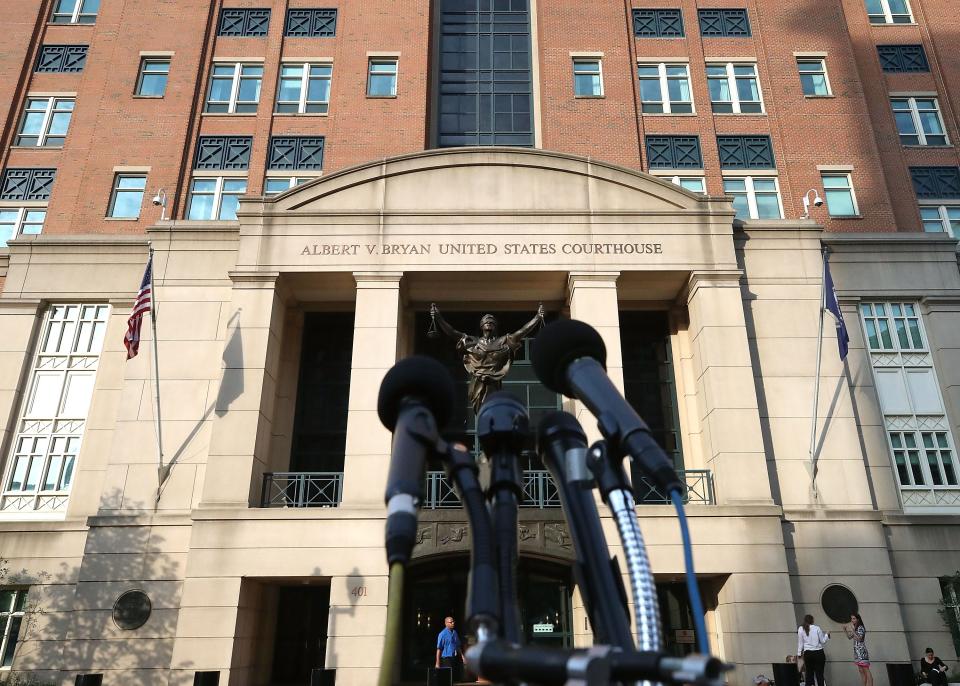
[256,147,729,216]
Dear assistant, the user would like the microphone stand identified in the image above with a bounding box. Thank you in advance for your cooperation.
[476,392,528,645]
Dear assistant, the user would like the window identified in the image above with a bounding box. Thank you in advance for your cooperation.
[276,63,331,113]
[861,302,924,352]
[866,0,913,24]
[717,135,775,169]
[0,590,27,666]
[645,136,703,169]
[0,169,56,201]
[136,59,170,97]
[877,45,929,72]
[573,59,603,97]
[0,208,46,246]
[633,9,684,38]
[187,178,247,220]
[698,9,750,36]
[367,59,398,97]
[36,45,88,73]
[659,176,706,194]
[798,58,831,96]
[194,136,253,170]
[16,98,74,147]
[723,176,783,219]
[910,167,960,199]
[51,0,99,24]
[217,8,270,36]
[637,63,692,113]
[2,305,109,513]
[707,63,762,113]
[891,97,948,146]
[821,173,858,217]
[107,175,146,219]
[267,137,325,171]
[264,177,315,195]
[888,431,957,488]
[920,206,960,236]
[284,8,337,37]
[205,63,262,113]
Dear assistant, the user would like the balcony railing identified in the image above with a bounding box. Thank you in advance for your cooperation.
[634,469,714,505]
[900,485,960,512]
[423,470,561,509]
[260,472,343,508]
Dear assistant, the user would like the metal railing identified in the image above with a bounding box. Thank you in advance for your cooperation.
[260,472,343,508]
[423,470,562,509]
[634,469,714,505]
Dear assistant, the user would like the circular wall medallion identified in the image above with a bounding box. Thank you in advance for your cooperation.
[820,584,858,624]
[113,589,152,630]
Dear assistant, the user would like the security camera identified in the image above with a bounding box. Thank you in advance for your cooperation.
[151,195,163,206]
[802,189,825,218]
[813,194,824,208]
[151,189,167,220]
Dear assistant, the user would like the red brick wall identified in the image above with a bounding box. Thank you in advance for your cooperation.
[1,0,957,235]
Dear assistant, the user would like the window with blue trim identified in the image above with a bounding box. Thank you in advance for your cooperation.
[717,136,775,169]
[633,9,684,37]
[698,9,750,37]
[877,45,929,72]
[646,136,703,169]
[910,167,960,199]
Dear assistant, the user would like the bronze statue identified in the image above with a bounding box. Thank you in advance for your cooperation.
[429,303,545,414]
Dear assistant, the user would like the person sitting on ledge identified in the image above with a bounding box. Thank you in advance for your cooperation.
[919,647,949,686]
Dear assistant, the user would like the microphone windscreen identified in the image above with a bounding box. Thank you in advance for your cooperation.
[537,410,586,447]
[531,319,606,396]
[377,355,456,431]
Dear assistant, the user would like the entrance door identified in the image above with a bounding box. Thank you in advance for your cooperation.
[401,556,573,683]
[270,586,331,685]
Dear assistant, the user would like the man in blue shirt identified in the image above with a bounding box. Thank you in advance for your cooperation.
[435,615,466,679]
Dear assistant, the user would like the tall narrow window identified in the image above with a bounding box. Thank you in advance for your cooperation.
[821,173,859,217]
[892,97,948,146]
[707,63,763,113]
[0,590,27,667]
[866,0,913,24]
[136,59,170,97]
[637,63,692,113]
[723,177,783,219]
[51,0,99,24]
[205,63,263,113]
[572,59,603,97]
[367,59,398,97]
[798,58,831,96]
[108,175,147,219]
[276,63,332,113]
[16,98,75,147]
[2,305,110,513]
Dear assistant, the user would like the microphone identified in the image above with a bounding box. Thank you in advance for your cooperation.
[532,319,682,496]
[377,356,456,565]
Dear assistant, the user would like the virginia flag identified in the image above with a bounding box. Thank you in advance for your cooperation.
[822,251,849,360]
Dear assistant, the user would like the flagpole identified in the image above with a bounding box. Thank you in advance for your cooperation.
[148,244,165,492]
[808,247,827,496]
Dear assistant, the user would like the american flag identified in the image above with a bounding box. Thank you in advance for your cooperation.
[124,255,153,359]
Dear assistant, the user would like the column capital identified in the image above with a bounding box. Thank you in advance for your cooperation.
[353,272,403,287]
[684,270,743,302]
[567,271,620,290]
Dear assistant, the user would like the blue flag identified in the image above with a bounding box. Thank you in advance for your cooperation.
[823,251,849,360]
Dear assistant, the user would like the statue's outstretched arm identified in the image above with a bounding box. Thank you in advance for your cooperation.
[430,303,466,340]
[508,303,545,342]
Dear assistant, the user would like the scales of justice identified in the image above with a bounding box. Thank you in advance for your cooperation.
[427,303,545,414]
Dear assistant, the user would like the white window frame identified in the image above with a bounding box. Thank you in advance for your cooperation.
[797,58,832,96]
[653,173,706,194]
[275,62,332,114]
[1,304,110,516]
[187,176,248,220]
[707,62,764,114]
[263,175,320,196]
[205,62,262,114]
[366,59,398,97]
[16,97,75,147]
[637,62,693,114]
[0,589,27,667]
[722,175,783,219]
[107,174,147,219]
[51,0,98,24]
[572,59,604,98]
[0,207,46,246]
[919,205,960,236]
[891,96,949,146]
[867,0,914,24]
[821,172,859,217]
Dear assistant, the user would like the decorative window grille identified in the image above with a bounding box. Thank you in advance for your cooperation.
[194,137,253,170]
[218,8,271,36]
[1,305,110,514]
[877,45,929,72]
[632,9,684,37]
[268,137,325,170]
[0,169,56,201]
[35,46,88,73]
[698,9,750,36]
[717,136,775,169]
[910,167,960,199]
[284,9,338,37]
[645,136,703,169]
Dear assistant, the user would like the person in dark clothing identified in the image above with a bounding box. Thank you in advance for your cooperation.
[919,647,949,686]
[435,616,466,681]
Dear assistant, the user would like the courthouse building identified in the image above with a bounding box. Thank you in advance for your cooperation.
[2,0,960,684]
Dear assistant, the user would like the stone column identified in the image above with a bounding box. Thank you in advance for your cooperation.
[566,272,623,444]
[340,273,403,506]
[685,271,773,505]
[200,271,285,508]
